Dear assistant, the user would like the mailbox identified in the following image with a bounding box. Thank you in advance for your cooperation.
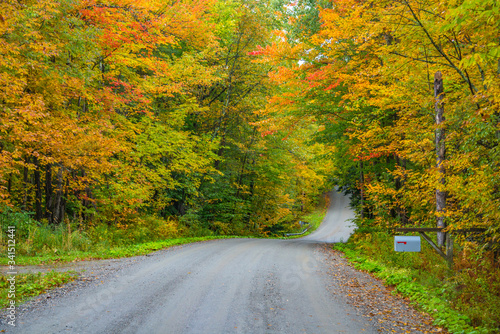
[394,236,421,252]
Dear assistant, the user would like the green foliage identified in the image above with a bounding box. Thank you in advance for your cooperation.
[1,207,92,256]
[270,0,333,41]
[0,205,38,239]
[0,271,77,308]
[301,205,326,230]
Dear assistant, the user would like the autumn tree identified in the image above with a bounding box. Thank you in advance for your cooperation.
[0,0,220,229]
[256,0,500,246]
[0,0,329,239]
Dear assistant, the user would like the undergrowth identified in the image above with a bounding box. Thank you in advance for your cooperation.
[334,229,500,334]
[0,206,253,265]
[0,271,77,308]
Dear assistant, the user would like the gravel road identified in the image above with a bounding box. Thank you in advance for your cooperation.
[1,191,442,333]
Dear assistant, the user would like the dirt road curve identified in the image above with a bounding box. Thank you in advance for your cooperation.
[1,191,442,333]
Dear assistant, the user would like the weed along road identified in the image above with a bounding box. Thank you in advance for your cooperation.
[1,191,434,333]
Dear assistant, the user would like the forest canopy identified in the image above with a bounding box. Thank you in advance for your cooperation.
[0,0,331,237]
[256,0,500,246]
[0,0,499,246]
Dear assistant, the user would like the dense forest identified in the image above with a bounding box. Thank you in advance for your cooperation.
[1,0,499,245]
[0,0,332,238]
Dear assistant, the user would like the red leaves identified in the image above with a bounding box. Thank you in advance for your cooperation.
[261,130,278,138]
[248,45,265,56]
[324,78,342,91]
[248,50,264,56]
[306,69,325,81]
[303,66,341,91]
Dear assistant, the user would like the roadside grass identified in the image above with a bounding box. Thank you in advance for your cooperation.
[0,271,77,308]
[0,236,249,266]
[301,208,327,232]
[334,230,500,334]
[0,205,255,265]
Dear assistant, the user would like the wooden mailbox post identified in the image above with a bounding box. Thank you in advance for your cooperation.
[395,227,486,268]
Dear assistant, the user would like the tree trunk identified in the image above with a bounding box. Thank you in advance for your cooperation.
[61,176,68,223]
[359,160,365,219]
[81,168,96,219]
[45,163,53,221]
[235,152,248,199]
[22,156,30,210]
[395,156,408,225]
[7,173,12,194]
[33,156,43,221]
[51,168,64,225]
[214,136,226,170]
[434,71,446,247]
[235,128,256,199]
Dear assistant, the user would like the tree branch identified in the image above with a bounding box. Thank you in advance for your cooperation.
[403,0,478,95]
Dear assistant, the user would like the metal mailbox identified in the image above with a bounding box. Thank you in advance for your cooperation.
[394,236,421,252]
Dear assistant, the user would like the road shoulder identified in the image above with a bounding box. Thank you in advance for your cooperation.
[321,245,447,334]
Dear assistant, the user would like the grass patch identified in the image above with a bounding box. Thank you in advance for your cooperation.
[0,271,77,308]
[0,206,254,265]
[334,230,500,334]
[301,208,327,232]
[0,236,249,266]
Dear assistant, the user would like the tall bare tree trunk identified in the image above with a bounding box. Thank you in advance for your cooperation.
[22,156,30,210]
[33,156,43,221]
[45,163,53,221]
[51,168,64,225]
[434,71,446,247]
[395,156,408,225]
